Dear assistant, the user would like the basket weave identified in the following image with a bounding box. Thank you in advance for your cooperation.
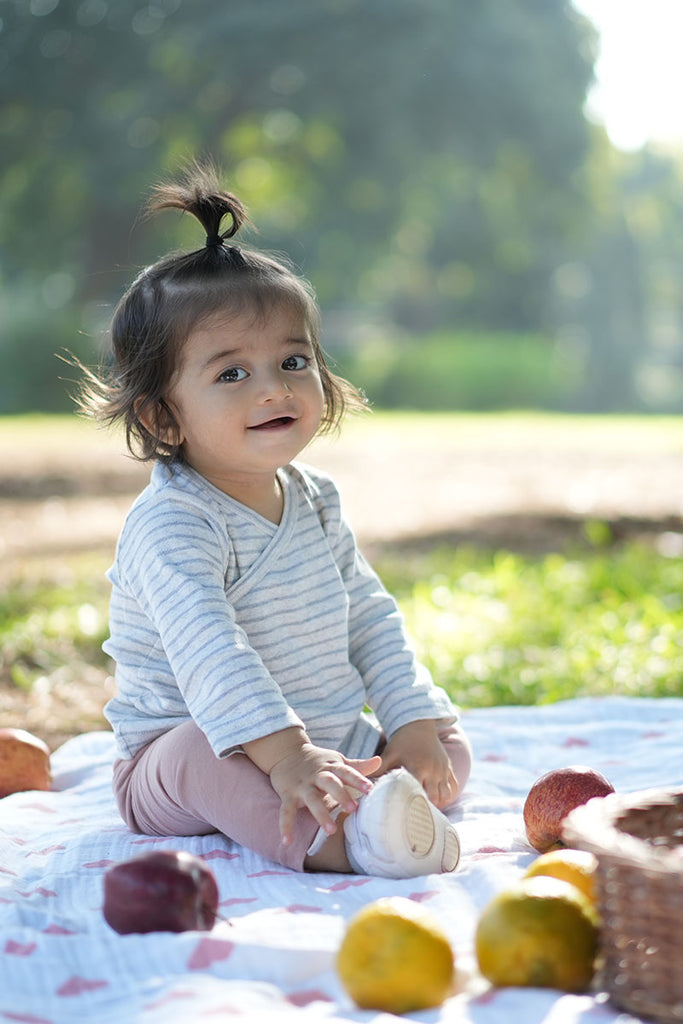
[563,788,683,1024]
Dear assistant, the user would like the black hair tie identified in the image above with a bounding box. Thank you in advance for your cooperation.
[205,234,224,247]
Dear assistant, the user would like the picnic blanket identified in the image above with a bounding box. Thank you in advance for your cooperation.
[1,695,681,1024]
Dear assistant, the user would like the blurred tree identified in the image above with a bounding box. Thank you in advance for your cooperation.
[548,132,683,412]
[1,2,595,313]
[15,1,680,414]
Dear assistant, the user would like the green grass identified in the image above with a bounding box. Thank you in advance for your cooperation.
[375,541,683,708]
[0,554,111,691]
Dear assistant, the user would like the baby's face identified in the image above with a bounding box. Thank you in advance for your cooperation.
[164,304,325,497]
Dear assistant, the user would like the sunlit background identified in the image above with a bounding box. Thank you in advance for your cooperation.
[575,0,683,152]
[2,0,683,416]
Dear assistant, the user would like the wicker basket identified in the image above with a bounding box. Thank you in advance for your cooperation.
[563,788,683,1024]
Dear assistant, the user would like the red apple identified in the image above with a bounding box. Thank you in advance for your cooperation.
[103,850,219,934]
[0,728,51,797]
[523,765,615,853]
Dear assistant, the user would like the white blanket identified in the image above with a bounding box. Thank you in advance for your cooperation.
[1,696,681,1024]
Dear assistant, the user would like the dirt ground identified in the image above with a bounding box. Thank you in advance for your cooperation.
[2,416,683,750]
[3,416,683,562]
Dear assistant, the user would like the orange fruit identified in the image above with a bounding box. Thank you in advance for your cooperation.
[475,876,599,992]
[523,848,598,908]
[336,896,455,1013]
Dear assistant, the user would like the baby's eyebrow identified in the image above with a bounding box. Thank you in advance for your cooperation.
[202,348,240,371]
[202,336,313,373]
[285,336,314,349]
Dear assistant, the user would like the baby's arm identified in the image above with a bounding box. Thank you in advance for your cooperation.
[242,727,381,846]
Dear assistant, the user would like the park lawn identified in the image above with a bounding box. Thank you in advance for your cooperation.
[375,541,683,707]
[2,409,683,460]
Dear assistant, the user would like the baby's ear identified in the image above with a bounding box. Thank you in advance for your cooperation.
[134,396,183,447]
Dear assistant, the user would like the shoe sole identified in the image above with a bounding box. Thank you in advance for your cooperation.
[404,792,460,872]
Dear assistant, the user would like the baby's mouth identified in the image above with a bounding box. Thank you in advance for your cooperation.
[249,416,296,430]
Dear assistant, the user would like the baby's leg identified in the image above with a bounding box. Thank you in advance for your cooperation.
[112,720,323,872]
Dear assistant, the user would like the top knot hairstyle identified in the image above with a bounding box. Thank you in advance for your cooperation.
[78,162,365,462]
[150,168,248,255]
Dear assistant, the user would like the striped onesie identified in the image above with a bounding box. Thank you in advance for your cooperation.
[104,459,456,763]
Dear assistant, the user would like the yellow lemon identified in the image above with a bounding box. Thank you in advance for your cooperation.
[475,876,599,993]
[523,848,599,908]
[336,896,455,1014]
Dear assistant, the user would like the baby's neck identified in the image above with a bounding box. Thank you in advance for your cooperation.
[248,477,284,524]
[222,473,284,524]
[183,459,286,524]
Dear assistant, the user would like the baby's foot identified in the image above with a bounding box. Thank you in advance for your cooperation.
[342,768,460,878]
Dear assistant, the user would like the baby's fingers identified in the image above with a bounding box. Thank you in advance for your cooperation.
[424,766,459,809]
[279,786,339,846]
[331,758,380,810]
[278,796,299,847]
[344,755,382,784]
[439,766,459,808]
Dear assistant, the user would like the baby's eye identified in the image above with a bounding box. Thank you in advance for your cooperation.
[282,354,310,371]
[218,366,248,383]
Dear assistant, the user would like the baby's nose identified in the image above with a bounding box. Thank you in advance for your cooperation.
[260,371,292,400]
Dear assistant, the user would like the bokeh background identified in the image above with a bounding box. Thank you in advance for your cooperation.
[2,0,683,416]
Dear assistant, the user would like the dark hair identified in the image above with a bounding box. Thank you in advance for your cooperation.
[78,162,365,461]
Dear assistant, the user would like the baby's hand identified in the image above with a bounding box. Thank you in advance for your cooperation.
[243,727,380,847]
[377,719,457,809]
[269,743,381,846]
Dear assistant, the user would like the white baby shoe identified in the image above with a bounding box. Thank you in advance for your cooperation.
[342,768,460,878]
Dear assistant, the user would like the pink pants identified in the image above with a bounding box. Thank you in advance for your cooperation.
[112,720,472,872]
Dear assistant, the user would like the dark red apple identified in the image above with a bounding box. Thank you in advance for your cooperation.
[523,765,615,853]
[103,850,219,934]
[0,728,51,797]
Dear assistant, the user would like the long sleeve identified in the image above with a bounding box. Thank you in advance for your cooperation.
[104,460,456,763]
[104,496,303,758]
[312,475,457,738]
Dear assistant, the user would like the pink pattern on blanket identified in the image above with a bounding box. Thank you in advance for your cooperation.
[562,736,590,748]
[286,989,334,1007]
[82,860,116,869]
[187,938,234,970]
[56,976,109,997]
[247,869,291,878]
[4,940,37,956]
[16,888,57,899]
[471,987,501,1006]
[1,1011,54,1023]
[407,891,438,902]
[325,878,372,892]
[201,849,241,861]
[281,904,323,914]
